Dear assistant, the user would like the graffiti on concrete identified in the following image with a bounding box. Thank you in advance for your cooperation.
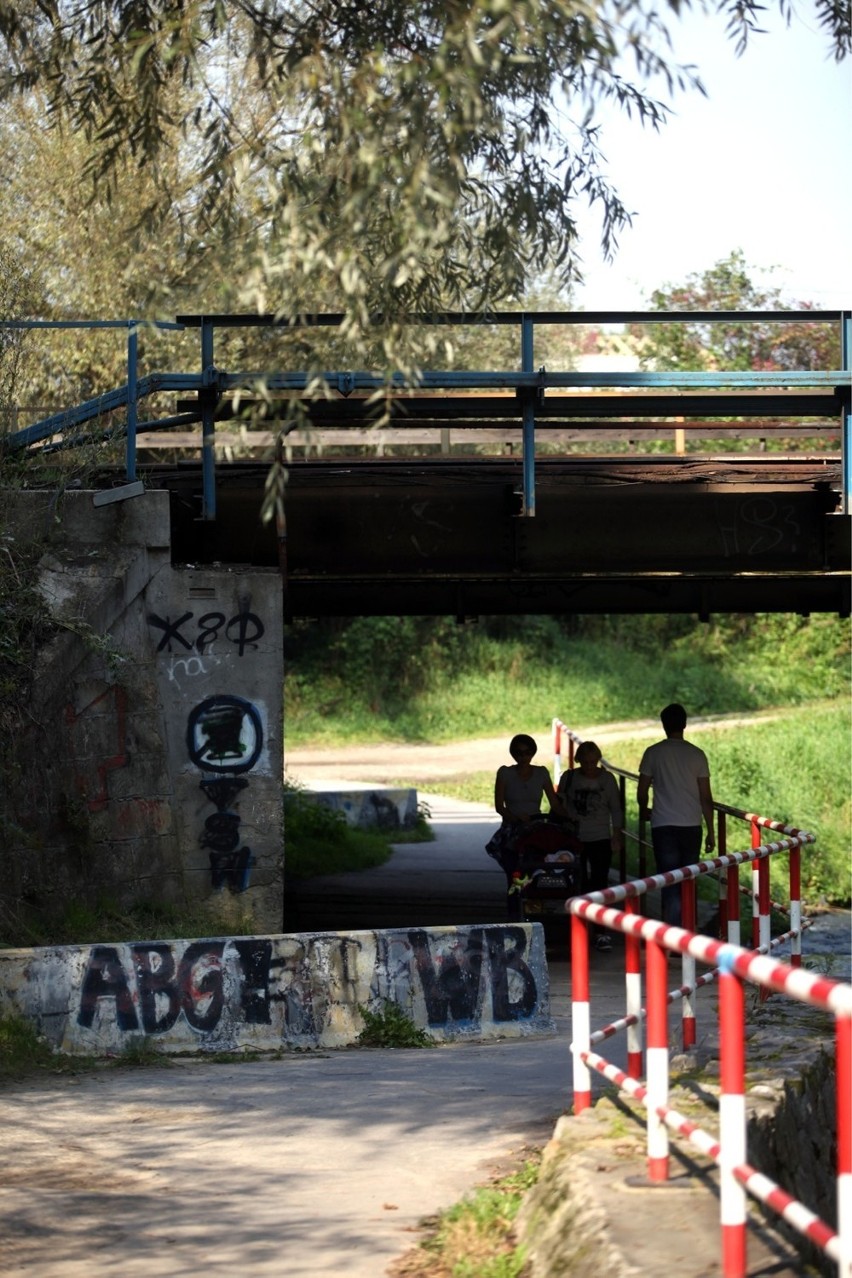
[187,696,264,892]
[200,777,252,891]
[147,610,265,656]
[64,685,130,812]
[187,696,263,774]
[73,926,546,1048]
[407,927,537,1024]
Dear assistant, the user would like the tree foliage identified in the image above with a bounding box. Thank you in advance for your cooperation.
[0,0,847,350]
[0,4,846,498]
[634,250,842,372]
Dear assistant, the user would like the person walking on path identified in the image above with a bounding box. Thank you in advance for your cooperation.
[558,740,624,951]
[636,703,715,928]
[488,734,567,909]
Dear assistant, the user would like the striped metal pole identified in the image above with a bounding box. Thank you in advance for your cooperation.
[757,855,771,954]
[681,879,697,1049]
[838,1012,852,1276]
[789,840,802,969]
[725,820,742,947]
[751,819,761,950]
[718,811,729,940]
[645,937,670,1181]
[719,950,748,1277]
[571,911,592,1113]
[625,895,643,1078]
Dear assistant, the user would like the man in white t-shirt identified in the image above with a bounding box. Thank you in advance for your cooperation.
[636,703,715,928]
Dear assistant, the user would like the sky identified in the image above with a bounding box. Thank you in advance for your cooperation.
[569,2,852,313]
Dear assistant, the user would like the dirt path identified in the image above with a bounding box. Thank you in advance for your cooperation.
[284,709,784,783]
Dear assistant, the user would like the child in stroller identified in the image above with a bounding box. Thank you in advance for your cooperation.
[507,817,585,923]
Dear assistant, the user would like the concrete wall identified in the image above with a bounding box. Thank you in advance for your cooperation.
[0,923,553,1052]
[296,781,418,830]
[144,561,283,929]
[1,489,283,933]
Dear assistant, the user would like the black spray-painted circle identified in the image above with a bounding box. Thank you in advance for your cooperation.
[186,695,263,774]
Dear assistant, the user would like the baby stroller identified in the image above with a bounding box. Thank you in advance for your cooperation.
[506,818,585,939]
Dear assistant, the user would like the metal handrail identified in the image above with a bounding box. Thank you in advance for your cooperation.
[2,310,849,518]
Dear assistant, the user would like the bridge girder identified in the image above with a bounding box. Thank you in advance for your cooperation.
[161,457,851,618]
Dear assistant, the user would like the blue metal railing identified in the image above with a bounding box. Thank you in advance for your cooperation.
[1,310,849,520]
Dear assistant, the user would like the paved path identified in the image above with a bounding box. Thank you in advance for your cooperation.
[0,795,596,1278]
[0,788,812,1277]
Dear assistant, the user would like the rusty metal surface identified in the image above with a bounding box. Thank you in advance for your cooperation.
[150,455,850,617]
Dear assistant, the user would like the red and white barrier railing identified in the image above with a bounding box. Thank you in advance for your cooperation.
[568,900,852,1277]
[551,716,580,784]
[551,716,844,1273]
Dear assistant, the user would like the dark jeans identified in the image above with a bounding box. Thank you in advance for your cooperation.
[651,825,701,927]
[583,838,612,895]
[583,837,613,939]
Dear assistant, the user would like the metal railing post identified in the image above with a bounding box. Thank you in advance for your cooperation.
[681,881,697,1049]
[570,910,592,1113]
[201,317,217,521]
[751,820,761,950]
[789,840,802,968]
[842,311,851,516]
[625,896,643,1078]
[520,313,536,517]
[837,1011,852,1277]
[645,937,670,1181]
[126,323,138,482]
[618,774,627,881]
[717,811,729,940]
[719,952,748,1278]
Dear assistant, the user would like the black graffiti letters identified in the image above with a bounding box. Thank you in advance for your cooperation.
[408,927,536,1024]
[233,939,273,1025]
[199,774,254,892]
[78,942,227,1033]
[76,928,541,1041]
[409,929,484,1024]
[148,610,265,654]
[187,697,263,774]
[487,927,537,1021]
[180,941,227,1032]
[147,611,195,652]
[134,944,180,1034]
[77,946,139,1031]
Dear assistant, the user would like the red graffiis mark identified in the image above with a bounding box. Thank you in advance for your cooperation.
[64,686,129,811]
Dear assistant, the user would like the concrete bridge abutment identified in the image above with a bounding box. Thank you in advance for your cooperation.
[1,488,284,934]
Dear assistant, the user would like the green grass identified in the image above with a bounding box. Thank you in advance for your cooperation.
[0,1014,60,1079]
[284,615,850,746]
[2,894,260,949]
[394,1156,541,1278]
[357,1001,436,1048]
[0,1014,103,1081]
